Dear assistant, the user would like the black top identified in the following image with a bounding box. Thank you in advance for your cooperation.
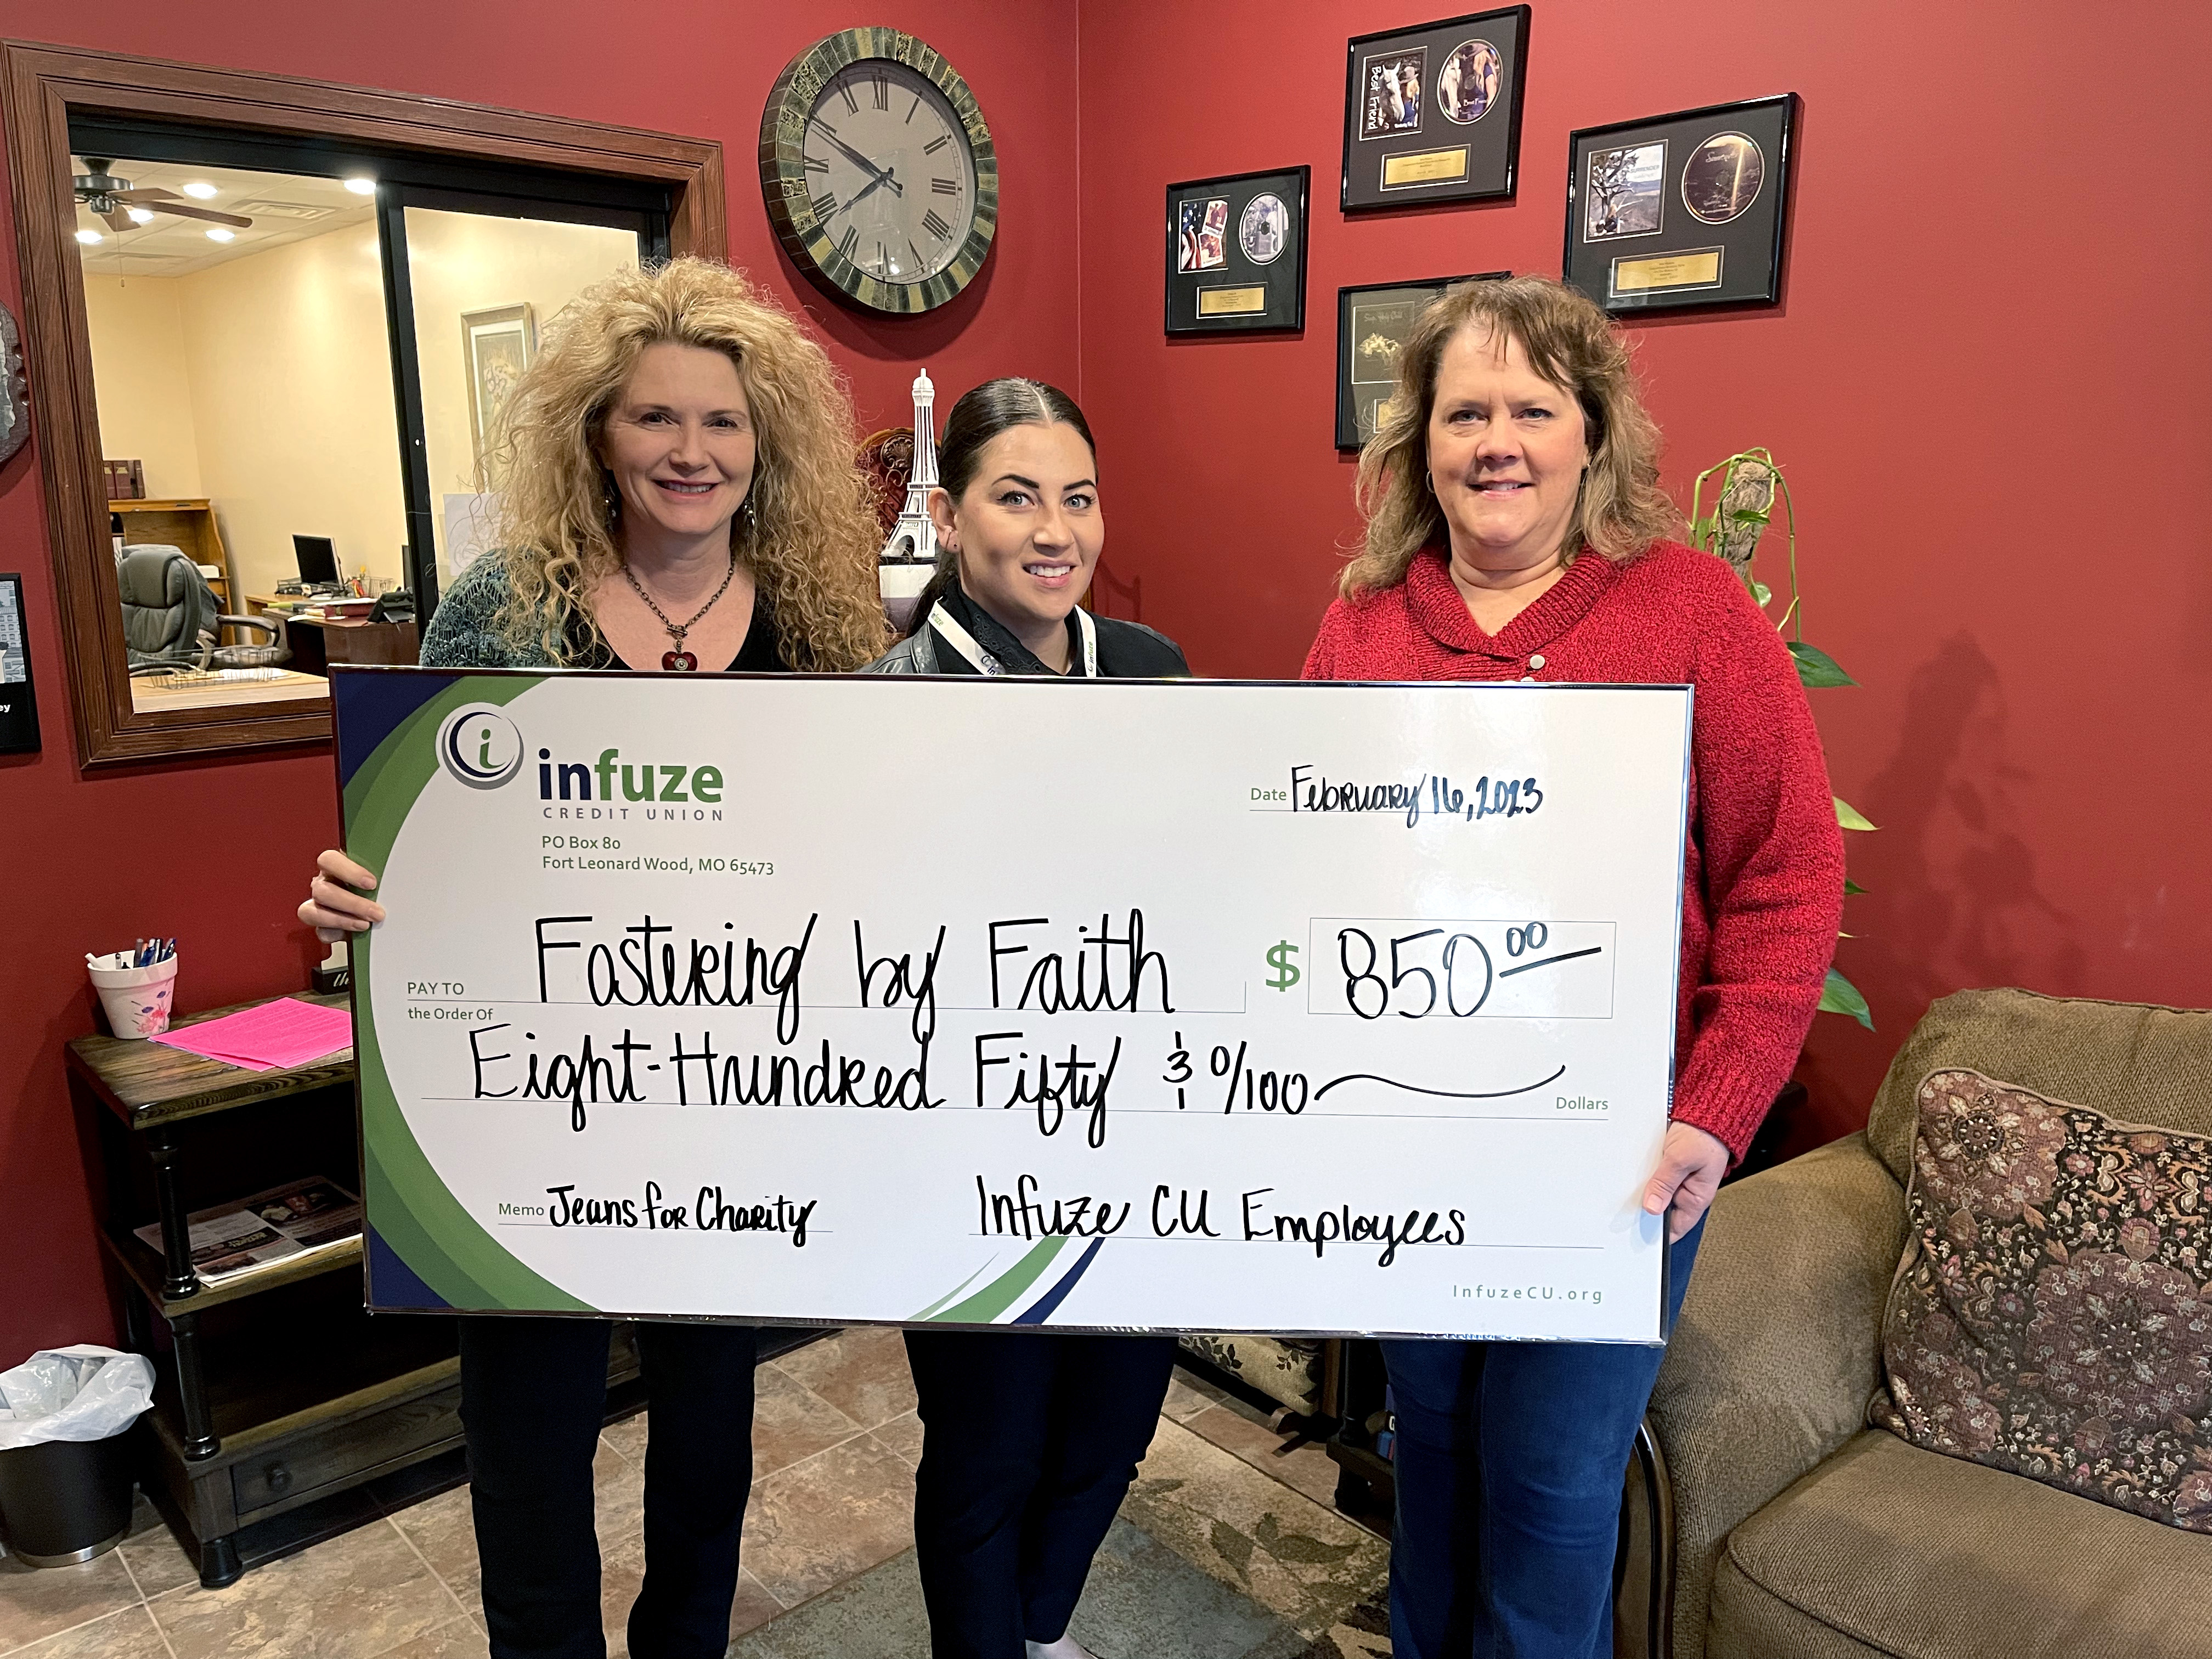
[566,589,788,674]
[864,585,1189,679]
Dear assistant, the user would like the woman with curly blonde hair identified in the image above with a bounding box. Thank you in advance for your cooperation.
[1305,274,1843,1659]
[427,253,886,672]
[298,256,887,1659]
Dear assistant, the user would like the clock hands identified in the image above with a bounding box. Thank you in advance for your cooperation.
[847,166,902,211]
[817,128,904,198]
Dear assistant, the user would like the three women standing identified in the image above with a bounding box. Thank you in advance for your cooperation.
[298,254,1839,1659]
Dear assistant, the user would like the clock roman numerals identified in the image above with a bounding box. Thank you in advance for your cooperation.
[764,34,997,312]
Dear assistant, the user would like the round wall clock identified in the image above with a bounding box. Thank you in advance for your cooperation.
[760,29,998,315]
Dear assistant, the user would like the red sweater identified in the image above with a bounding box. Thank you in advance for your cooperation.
[1302,542,1845,1160]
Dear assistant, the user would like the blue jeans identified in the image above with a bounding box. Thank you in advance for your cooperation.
[1380,1219,1705,1659]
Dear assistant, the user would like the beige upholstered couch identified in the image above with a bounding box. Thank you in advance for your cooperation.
[1646,989,2212,1659]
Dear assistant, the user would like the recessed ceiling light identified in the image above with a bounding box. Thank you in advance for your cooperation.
[75,228,101,245]
[205,227,236,242]
[127,207,155,225]
[181,182,218,200]
[343,176,377,195]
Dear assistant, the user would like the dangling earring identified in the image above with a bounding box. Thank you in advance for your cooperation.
[601,473,620,528]
[741,496,757,533]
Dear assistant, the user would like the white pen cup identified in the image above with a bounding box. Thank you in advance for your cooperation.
[87,950,180,1039]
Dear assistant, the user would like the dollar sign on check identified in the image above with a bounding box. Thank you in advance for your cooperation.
[1265,939,1301,992]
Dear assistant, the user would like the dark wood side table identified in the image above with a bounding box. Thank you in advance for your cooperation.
[67,992,640,1588]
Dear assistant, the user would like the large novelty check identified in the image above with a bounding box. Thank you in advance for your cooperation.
[336,669,1690,1342]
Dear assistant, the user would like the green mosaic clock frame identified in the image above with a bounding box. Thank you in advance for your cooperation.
[759,28,1000,315]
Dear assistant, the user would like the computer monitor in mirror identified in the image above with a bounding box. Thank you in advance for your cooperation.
[293,534,341,590]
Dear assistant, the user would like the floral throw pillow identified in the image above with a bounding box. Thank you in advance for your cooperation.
[1871,1067,2212,1532]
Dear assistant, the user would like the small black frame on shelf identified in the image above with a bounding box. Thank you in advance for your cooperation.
[1335,272,1509,451]
[1341,7,1530,213]
[1563,93,1800,317]
[1165,166,1310,337]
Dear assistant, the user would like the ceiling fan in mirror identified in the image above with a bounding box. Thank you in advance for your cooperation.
[70,158,253,234]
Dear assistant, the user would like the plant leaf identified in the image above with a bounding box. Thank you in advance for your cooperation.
[1844,877,1868,896]
[1729,506,1771,524]
[1819,967,1874,1030]
[1750,579,1772,607]
[1790,640,1858,688]
[1835,797,1877,832]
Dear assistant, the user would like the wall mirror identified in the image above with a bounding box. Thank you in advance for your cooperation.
[3,42,725,765]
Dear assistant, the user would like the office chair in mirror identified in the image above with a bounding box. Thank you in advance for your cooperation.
[117,545,289,677]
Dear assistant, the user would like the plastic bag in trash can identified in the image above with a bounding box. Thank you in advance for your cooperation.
[0,1346,155,1450]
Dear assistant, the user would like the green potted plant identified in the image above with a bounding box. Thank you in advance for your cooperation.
[1688,448,1874,1029]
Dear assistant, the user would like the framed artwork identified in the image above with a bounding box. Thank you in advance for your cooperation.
[461,303,538,462]
[1564,94,1799,315]
[1341,8,1530,213]
[1165,167,1309,335]
[1335,273,1508,450]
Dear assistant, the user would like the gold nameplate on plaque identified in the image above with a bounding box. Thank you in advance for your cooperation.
[1610,248,1725,297]
[1381,147,1471,189]
[1197,286,1268,317]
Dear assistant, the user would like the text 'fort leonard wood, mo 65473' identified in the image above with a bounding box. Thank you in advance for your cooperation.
[336,669,1691,1341]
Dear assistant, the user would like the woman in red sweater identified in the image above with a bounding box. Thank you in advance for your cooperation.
[1304,275,1842,1659]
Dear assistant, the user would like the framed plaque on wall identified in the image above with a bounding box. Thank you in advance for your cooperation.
[1564,94,1800,315]
[1341,8,1530,213]
[1335,273,1508,450]
[1165,166,1310,336]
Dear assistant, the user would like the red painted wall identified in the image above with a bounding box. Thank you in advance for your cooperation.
[1075,1,2212,1150]
[0,0,1080,1359]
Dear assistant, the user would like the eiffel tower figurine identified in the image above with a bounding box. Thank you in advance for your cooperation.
[879,367,940,630]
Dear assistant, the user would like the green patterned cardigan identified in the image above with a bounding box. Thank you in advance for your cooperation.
[418,554,561,669]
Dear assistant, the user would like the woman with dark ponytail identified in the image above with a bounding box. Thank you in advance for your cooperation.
[864,378,1185,679]
[863,379,1186,1659]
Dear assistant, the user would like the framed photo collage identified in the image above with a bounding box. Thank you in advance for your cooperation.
[1157,8,1798,442]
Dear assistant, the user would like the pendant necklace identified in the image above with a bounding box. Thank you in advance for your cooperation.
[622,552,736,672]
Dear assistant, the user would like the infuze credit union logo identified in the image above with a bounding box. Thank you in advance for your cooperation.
[436,704,525,790]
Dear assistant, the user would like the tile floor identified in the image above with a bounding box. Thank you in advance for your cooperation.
[0,1334,1384,1659]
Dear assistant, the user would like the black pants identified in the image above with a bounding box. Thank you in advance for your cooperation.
[905,1330,1178,1659]
[459,1317,759,1659]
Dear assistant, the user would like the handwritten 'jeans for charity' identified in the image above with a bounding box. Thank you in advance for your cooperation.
[1380,1218,1705,1659]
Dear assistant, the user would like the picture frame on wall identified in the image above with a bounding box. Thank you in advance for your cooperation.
[1341,8,1530,213]
[1165,167,1310,336]
[462,303,538,464]
[1563,94,1799,315]
[1336,273,1508,450]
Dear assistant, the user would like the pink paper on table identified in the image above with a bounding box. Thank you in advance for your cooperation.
[150,997,353,1072]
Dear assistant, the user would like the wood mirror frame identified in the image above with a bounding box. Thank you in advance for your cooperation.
[1,41,726,767]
